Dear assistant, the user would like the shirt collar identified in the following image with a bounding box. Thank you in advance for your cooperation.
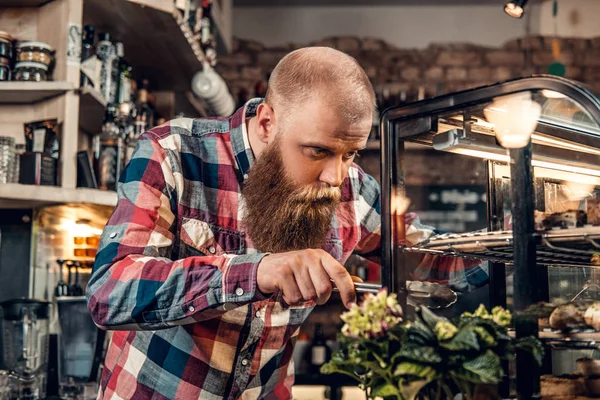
[229,97,264,180]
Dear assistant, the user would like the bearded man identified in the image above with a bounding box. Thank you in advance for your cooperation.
[87,47,487,400]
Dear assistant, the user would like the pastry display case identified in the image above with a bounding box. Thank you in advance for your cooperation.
[380,75,600,398]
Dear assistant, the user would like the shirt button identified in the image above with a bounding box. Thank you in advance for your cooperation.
[208,246,216,254]
[243,174,249,180]
[109,232,117,239]
[256,311,261,318]
[241,359,249,366]
[235,287,244,296]
[188,305,195,313]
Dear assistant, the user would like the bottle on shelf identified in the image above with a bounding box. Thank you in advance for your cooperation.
[309,323,330,374]
[80,25,96,89]
[96,32,117,104]
[133,79,155,136]
[200,0,212,49]
[93,104,124,191]
[115,42,133,118]
[109,42,124,107]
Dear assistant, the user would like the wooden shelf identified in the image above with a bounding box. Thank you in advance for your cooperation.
[79,87,107,134]
[0,81,74,104]
[83,0,205,91]
[0,0,53,6]
[212,0,232,54]
[0,183,117,208]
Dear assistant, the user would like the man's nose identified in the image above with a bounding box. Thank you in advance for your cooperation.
[319,159,344,187]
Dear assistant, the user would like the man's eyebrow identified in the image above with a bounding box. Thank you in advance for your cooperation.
[302,142,365,152]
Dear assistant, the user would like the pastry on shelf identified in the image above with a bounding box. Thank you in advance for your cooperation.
[584,303,600,330]
[549,302,590,331]
[541,374,586,399]
[542,210,587,230]
[587,198,600,226]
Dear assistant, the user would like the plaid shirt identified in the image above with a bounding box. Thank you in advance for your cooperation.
[87,99,488,400]
[87,98,382,400]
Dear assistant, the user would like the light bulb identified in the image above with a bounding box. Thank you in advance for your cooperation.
[484,92,541,149]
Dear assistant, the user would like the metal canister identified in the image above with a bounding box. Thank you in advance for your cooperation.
[0,31,14,60]
[0,56,10,81]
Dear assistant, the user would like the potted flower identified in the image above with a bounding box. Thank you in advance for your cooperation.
[321,290,544,400]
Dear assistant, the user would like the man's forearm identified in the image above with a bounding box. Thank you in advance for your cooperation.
[87,252,269,330]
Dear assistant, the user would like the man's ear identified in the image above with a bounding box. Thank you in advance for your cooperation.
[255,103,277,144]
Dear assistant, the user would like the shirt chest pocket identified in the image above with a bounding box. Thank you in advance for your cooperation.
[180,218,245,257]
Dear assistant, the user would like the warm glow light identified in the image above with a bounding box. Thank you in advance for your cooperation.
[446,148,510,163]
[531,134,600,156]
[533,160,600,178]
[484,92,541,148]
[391,186,411,215]
[59,219,103,237]
[541,90,566,99]
[446,147,600,179]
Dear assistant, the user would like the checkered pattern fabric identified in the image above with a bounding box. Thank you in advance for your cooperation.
[86,99,382,400]
[87,98,488,399]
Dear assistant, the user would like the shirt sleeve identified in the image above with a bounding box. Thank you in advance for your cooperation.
[86,132,268,331]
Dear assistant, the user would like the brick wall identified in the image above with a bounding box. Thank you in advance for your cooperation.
[217,35,600,184]
[218,35,600,100]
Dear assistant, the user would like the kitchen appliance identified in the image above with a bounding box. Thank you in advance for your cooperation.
[0,299,50,400]
[56,296,104,400]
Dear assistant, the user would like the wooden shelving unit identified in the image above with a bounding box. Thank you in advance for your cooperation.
[83,0,206,91]
[0,82,74,104]
[0,183,117,208]
[0,0,53,6]
[0,0,232,206]
[79,87,107,134]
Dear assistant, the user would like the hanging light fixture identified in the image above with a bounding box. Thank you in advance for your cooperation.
[504,0,528,18]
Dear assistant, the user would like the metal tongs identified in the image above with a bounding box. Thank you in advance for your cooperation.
[331,279,458,309]
[331,279,382,294]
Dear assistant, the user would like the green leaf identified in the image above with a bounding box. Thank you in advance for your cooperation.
[474,326,497,348]
[439,327,480,352]
[461,350,504,384]
[394,362,438,381]
[399,379,429,400]
[515,336,545,366]
[320,363,362,382]
[371,383,400,398]
[417,306,448,330]
[405,321,436,345]
[394,346,442,364]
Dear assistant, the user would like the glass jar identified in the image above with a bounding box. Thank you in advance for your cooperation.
[14,61,48,82]
[0,31,14,59]
[11,144,25,183]
[0,136,15,184]
[0,57,10,81]
[16,41,54,67]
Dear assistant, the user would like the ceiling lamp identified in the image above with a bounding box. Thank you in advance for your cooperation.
[504,0,528,18]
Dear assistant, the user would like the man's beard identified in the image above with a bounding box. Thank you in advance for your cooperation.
[241,137,341,253]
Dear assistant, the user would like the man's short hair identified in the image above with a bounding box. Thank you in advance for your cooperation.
[265,47,376,127]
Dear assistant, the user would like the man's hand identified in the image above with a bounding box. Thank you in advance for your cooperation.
[257,249,356,309]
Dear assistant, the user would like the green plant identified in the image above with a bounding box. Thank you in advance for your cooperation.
[321,291,544,400]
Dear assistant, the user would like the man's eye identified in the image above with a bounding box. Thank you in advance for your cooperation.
[343,151,359,160]
[309,148,328,158]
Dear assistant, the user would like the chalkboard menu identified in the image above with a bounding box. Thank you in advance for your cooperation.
[405,185,488,233]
